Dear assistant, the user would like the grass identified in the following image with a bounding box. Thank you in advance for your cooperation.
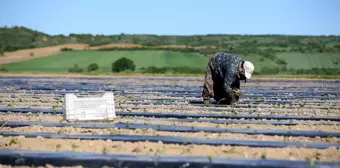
[0,50,280,74]
[0,50,209,73]
[1,50,339,79]
[276,52,340,69]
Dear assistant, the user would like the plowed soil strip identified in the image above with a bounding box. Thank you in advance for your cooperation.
[2,105,338,117]
[2,121,339,138]
[3,113,340,128]
[1,149,340,168]
[2,115,340,132]
[2,131,340,150]
[0,136,340,162]
[2,108,339,121]
[1,125,339,144]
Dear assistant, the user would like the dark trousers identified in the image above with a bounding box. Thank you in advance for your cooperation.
[202,55,240,105]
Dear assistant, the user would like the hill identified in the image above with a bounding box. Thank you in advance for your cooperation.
[0,26,340,76]
[1,26,340,54]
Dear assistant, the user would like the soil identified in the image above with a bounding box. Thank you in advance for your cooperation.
[0,44,87,65]
[1,125,339,144]
[0,75,339,166]
[2,115,339,132]
[0,136,339,162]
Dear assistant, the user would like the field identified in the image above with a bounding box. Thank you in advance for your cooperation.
[0,75,339,167]
[2,26,340,77]
[276,52,340,69]
[1,50,284,74]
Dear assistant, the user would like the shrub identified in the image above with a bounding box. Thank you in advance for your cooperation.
[276,59,287,65]
[87,63,99,72]
[0,67,8,72]
[61,47,73,51]
[68,64,83,73]
[112,57,135,72]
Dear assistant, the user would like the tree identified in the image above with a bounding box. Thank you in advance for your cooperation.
[68,64,83,73]
[87,63,99,72]
[112,57,135,72]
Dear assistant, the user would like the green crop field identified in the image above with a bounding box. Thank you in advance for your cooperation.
[0,50,209,73]
[0,50,282,74]
[276,52,340,69]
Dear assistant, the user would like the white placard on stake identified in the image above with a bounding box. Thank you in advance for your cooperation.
[63,92,116,121]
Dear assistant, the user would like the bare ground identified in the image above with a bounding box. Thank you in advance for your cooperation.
[0,136,339,162]
[1,125,339,143]
[0,44,88,65]
[2,115,339,132]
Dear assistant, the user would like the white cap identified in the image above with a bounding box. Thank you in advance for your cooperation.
[243,61,254,79]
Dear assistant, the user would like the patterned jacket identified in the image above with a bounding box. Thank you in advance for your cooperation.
[213,52,244,94]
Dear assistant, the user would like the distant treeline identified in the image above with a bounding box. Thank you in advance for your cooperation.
[1,26,340,54]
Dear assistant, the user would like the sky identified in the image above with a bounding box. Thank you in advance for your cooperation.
[0,0,339,36]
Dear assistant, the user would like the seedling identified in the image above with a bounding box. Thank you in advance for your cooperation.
[326,132,334,138]
[9,137,18,145]
[299,103,305,108]
[309,160,315,168]
[1,121,7,128]
[232,89,244,96]
[223,146,236,154]
[52,105,57,115]
[71,144,79,150]
[102,147,108,154]
[208,155,213,162]
[7,103,13,108]
[56,144,62,151]
[57,129,64,134]
[261,153,267,160]
[185,137,191,144]
[132,147,142,153]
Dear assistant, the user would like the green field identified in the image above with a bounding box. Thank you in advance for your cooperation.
[276,52,340,69]
[0,50,284,74]
[0,50,208,73]
[1,50,339,77]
